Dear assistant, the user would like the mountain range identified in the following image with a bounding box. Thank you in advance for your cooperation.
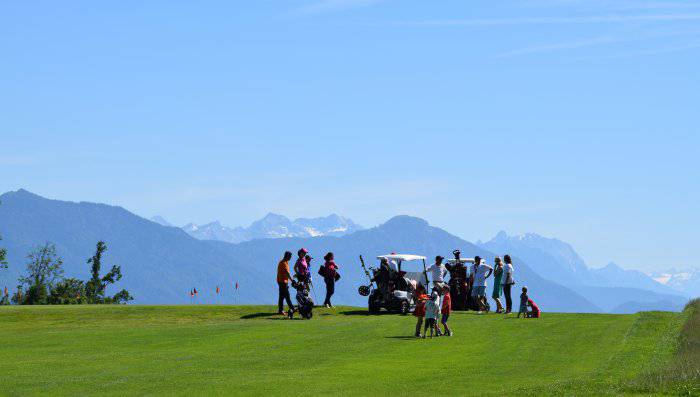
[649,268,700,298]
[0,189,691,313]
[170,214,362,244]
[478,231,689,313]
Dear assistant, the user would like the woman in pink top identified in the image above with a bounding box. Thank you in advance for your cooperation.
[321,252,340,307]
[294,248,309,284]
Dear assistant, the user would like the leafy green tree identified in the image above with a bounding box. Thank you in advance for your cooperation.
[0,242,6,270]
[48,278,86,304]
[17,243,64,305]
[84,241,133,304]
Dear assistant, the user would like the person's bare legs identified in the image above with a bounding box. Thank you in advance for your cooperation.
[495,297,503,313]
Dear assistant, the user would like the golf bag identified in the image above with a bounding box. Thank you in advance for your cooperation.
[290,280,314,319]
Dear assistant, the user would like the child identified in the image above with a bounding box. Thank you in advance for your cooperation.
[413,284,428,338]
[527,298,541,318]
[432,287,443,337]
[423,291,440,338]
[441,285,452,336]
[517,286,529,318]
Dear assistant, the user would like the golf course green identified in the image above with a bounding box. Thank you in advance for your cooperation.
[1,301,698,396]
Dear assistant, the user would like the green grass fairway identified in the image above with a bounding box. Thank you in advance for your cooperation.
[1,303,697,396]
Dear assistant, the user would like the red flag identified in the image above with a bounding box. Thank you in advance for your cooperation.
[216,286,220,294]
[3,287,7,297]
[235,282,239,290]
[194,288,198,295]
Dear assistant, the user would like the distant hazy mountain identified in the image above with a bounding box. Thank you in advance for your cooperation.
[478,231,688,313]
[0,190,597,312]
[150,216,173,227]
[181,213,363,244]
[650,268,700,298]
[182,221,247,243]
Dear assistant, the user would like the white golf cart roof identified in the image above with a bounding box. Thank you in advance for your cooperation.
[377,254,426,262]
[446,257,476,264]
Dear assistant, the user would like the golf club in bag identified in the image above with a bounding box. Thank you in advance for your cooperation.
[357,255,374,297]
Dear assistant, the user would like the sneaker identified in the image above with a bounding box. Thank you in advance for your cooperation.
[324,304,330,308]
[329,304,334,308]
[447,330,453,337]
[278,311,287,316]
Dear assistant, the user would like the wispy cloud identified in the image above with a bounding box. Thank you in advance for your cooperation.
[396,13,700,27]
[294,0,383,15]
[583,41,700,59]
[0,155,37,166]
[496,29,700,58]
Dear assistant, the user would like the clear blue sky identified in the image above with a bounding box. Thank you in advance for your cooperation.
[1,1,699,272]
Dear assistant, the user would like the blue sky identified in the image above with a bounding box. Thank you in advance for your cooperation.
[1,0,698,272]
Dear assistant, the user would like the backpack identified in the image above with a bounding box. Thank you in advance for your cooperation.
[318,266,327,277]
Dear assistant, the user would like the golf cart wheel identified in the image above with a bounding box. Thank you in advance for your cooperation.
[399,300,410,315]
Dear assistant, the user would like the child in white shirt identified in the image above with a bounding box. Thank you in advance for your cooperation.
[423,291,441,338]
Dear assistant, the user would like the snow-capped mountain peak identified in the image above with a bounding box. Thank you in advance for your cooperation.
[180,214,363,243]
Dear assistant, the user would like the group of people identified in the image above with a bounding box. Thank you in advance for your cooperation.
[414,250,540,337]
[276,248,340,317]
[426,250,520,314]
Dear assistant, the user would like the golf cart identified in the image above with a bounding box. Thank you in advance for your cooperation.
[358,254,429,315]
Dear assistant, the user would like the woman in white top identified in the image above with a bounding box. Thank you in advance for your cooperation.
[502,255,515,314]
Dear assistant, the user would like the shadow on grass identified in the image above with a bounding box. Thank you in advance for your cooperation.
[240,312,278,319]
[385,336,419,340]
[339,310,401,316]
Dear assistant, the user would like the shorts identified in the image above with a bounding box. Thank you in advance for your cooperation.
[433,281,447,293]
[441,313,449,324]
[425,318,436,327]
[519,304,528,313]
[472,285,486,297]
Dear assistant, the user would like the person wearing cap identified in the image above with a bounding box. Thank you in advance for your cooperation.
[470,256,493,312]
[294,248,309,285]
[276,251,295,315]
[426,255,447,294]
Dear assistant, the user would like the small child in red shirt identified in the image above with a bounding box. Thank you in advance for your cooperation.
[441,285,452,336]
[413,284,428,338]
[527,298,541,318]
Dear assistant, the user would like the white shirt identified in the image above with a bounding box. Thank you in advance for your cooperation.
[427,263,446,283]
[425,294,441,319]
[472,263,493,287]
[503,263,514,285]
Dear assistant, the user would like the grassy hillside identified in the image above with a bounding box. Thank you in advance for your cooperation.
[0,303,697,396]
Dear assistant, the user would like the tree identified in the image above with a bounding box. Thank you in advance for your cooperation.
[0,201,6,270]
[84,241,133,304]
[48,278,86,304]
[18,243,64,305]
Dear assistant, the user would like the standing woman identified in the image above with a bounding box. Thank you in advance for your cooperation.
[502,255,515,314]
[492,256,504,313]
[294,248,309,285]
[321,252,339,308]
